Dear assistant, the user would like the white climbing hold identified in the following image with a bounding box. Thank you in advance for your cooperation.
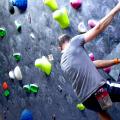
[14,66,23,80]
[78,22,87,33]
[48,54,54,61]
[30,33,35,39]
[9,70,15,79]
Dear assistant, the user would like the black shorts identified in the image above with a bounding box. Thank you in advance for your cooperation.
[83,83,120,112]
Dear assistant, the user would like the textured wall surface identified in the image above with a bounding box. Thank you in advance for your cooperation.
[1,0,120,120]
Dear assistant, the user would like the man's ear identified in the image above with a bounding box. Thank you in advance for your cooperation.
[58,46,62,51]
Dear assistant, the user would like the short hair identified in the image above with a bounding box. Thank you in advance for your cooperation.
[58,34,71,48]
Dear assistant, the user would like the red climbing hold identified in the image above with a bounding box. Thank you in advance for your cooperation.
[2,82,8,90]
[70,0,82,9]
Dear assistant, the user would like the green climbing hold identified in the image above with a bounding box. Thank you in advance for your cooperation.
[0,28,7,38]
[23,84,39,93]
[76,103,86,111]
[13,53,21,62]
[23,85,31,93]
[30,84,39,93]
[53,8,70,29]
[15,20,22,32]
[43,0,58,11]
[4,90,10,97]
[35,56,52,75]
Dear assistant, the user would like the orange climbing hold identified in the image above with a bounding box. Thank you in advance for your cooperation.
[2,82,8,90]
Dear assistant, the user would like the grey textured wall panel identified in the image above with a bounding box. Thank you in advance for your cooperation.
[0,0,120,120]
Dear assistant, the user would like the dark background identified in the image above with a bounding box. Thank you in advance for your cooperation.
[1,0,120,119]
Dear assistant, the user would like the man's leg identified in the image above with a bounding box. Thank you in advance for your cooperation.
[106,81,120,101]
[117,73,120,82]
[98,112,112,120]
[83,92,112,120]
[97,79,120,120]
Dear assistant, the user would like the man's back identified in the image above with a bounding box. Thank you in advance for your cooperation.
[60,35,106,102]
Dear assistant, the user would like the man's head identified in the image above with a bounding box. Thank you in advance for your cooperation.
[58,34,71,52]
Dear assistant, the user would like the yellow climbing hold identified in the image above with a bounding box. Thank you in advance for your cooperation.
[53,8,70,29]
[35,56,52,75]
[43,0,58,11]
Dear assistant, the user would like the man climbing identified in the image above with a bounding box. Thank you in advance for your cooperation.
[59,2,120,120]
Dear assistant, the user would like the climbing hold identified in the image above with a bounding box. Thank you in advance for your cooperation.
[30,84,39,93]
[11,0,27,11]
[35,56,52,75]
[70,0,82,9]
[9,70,15,80]
[76,103,85,111]
[2,82,9,90]
[8,0,15,14]
[88,19,98,28]
[89,52,94,61]
[23,85,31,93]
[43,0,58,11]
[53,8,70,29]
[20,109,33,120]
[15,21,22,32]
[23,84,39,93]
[48,54,54,61]
[14,66,23,80]
[78,22,87,33]
[103,67,111,74]
[57,85,62,93]
[0,28,7,38]
[13,53,21,62]
[30,33,35,40]
[52,114,56,120]
[4,90,10,97]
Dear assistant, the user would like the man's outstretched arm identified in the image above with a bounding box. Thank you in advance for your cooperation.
[93,58,120,69]
[84,2,120,43]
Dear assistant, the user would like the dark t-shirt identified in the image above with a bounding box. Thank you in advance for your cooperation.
[60,35,106,102]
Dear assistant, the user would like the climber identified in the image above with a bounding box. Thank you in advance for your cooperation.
[59,2,120,120]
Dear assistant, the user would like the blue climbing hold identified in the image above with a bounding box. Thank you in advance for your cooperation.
[20,109,33,120]
[10,0,27,10]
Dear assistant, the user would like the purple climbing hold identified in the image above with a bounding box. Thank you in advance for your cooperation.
[103,67,111,74]
[20,109,33,120]
[89,52,95,61]
[88,19,98,28]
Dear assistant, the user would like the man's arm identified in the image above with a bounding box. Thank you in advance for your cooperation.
[93,58,120,69]
[84,2,120,43]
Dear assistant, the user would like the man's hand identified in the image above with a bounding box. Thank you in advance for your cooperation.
[115,2,120,12]
[93,58,120,69]
[84,2,120,43]
[114,58,120,64]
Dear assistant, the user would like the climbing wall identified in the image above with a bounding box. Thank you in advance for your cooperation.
[1,0,120,120]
